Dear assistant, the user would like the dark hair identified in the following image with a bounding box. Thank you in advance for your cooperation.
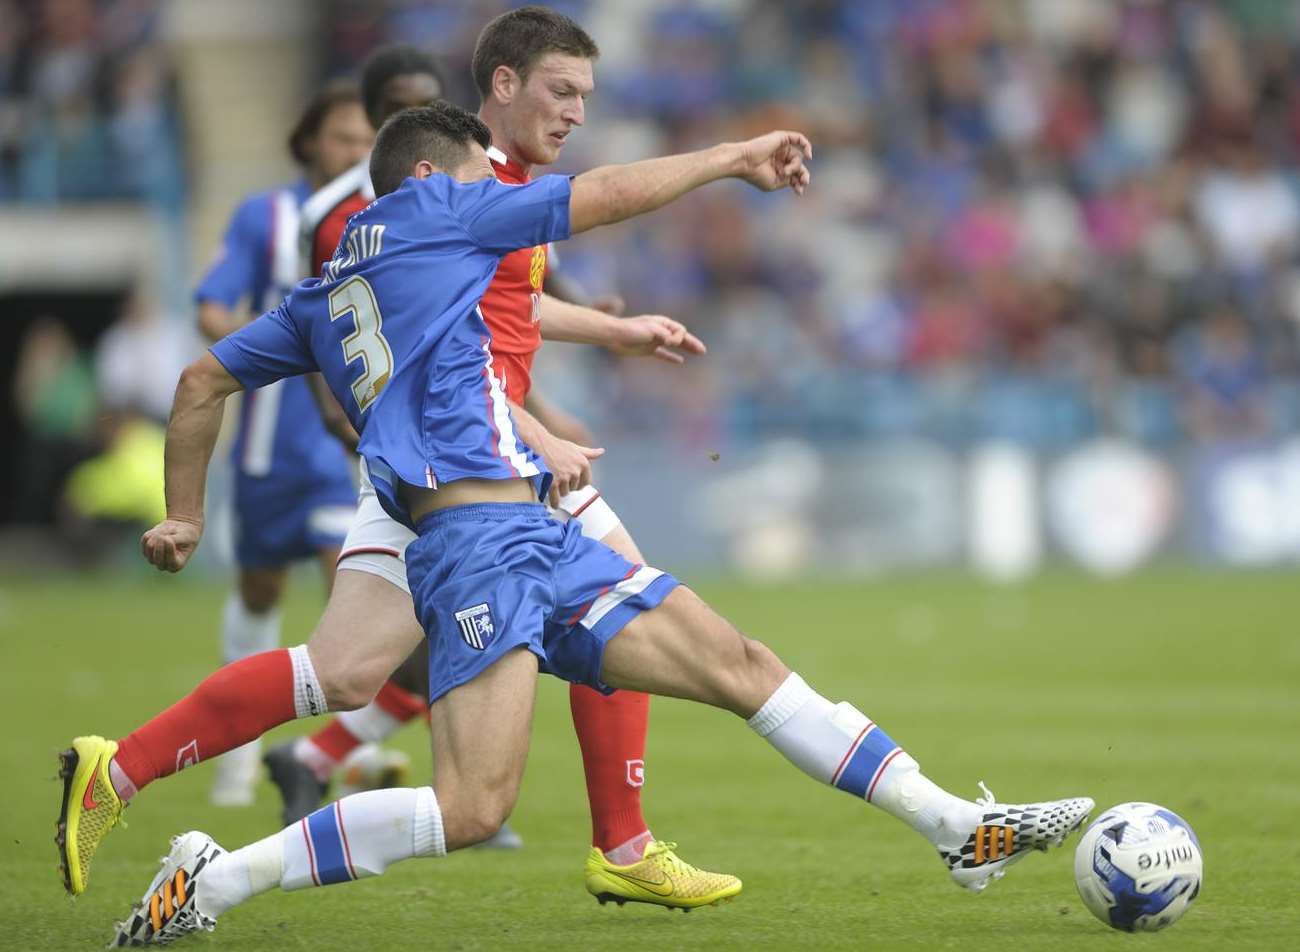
[287,80,362,166]
[360,45,446,129]
[471,5,599,99]
[369,102,492,197]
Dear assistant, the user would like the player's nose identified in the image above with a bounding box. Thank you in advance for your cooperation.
[564,97,585,127]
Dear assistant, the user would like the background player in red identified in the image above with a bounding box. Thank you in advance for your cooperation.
[279,20,717,890]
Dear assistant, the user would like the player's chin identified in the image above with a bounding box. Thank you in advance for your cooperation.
[539,137,566,163]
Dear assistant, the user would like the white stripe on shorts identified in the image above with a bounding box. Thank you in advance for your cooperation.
[580,564,664,630]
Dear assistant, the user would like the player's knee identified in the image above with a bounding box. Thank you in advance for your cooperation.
[718,635,789,715]
[309,648,385,711]
[321,667,383,711]
[740,635,784,679]
[453,789,517,847]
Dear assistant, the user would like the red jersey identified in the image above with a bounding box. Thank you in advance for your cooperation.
[302,147,548,403]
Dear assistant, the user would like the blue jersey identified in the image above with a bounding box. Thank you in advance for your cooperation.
[195,182,353,489]
[210,171,573,526]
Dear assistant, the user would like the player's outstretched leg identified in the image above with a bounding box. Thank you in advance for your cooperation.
[599,586,1094,892]
[109,648,538,945]
[60,569,425,896]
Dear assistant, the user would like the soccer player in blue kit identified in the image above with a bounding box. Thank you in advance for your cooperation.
[192,81,373,805]
[114,103,1092,945]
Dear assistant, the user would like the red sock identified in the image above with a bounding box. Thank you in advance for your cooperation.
[302,679,426,764]
[373,679,428,721]
[570,684,650,852]
[303,719,361,764]
[113,650,295,794]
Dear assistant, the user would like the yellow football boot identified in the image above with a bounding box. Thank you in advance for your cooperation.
[56,735,126,895]
[584,841,741,911]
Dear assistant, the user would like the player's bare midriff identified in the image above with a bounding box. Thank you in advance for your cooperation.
[402,476,538,522]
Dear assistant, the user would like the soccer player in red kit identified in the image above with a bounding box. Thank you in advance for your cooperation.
[284,25,720,890]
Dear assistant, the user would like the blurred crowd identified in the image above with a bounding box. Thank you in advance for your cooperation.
[326,0,1300,450]
[0,0,183,206]
[9,292,187,546]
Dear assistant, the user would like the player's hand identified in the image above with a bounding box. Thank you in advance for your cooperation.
[141,518,203,573]
[540,436,605,505]
[591,294,626,316]
[734,131,812,195]
[610,314,707,365]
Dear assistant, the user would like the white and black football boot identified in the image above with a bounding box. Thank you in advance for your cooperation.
[938,783,1094,891]
[110,831,224,946]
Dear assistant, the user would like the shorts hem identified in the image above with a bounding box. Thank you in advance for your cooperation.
[336,552,409,592]
[426,643,545,704]
[577,573,680,693]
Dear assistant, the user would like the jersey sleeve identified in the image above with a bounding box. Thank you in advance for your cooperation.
[447,175,572,255]
[194,195,266,307]
[209,301,315,389]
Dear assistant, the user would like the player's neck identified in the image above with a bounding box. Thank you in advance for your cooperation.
[478,107,533,178]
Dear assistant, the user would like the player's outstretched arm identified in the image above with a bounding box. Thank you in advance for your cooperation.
[567,130,811,235]
[538,294,705,364]
[140,352,243,573]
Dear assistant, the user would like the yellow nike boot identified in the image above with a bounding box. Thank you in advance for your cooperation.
[584,841,741,910]
[56,735,127,895]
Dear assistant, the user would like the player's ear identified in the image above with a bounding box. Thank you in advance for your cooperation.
[490,64,518,105]
[413,160,437,180]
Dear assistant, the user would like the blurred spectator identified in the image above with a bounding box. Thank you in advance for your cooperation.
[1178,305,1271,443]
[1,0,182,205]
[12,317,97,523]
[94,290,194,422]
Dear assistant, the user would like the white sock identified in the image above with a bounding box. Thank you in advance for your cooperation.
[221,593,280,663]
[196,786,444,919]
[336,701,402,744]
[288,644,327,719]
[747,673,977,847]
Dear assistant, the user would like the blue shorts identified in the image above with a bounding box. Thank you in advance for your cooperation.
[233,474,356,569]
[406,503,679,703]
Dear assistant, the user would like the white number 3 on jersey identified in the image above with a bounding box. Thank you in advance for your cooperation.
[328,275,394,412]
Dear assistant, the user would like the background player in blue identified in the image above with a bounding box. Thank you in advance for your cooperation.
[192,81,373,806]
[118,103,1091,945]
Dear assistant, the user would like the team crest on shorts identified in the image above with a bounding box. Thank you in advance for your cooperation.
[454,603,495,650]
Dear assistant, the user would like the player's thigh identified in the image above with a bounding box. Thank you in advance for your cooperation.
[428,646,539,850]
[599,585,789,718]
[306,568,424,710]
[237,565,288,614]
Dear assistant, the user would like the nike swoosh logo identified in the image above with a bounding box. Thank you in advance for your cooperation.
[607,869,674,897]
[82,756,102,811]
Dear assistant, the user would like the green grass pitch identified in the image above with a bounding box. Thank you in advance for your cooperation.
[2,569,1298,950]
